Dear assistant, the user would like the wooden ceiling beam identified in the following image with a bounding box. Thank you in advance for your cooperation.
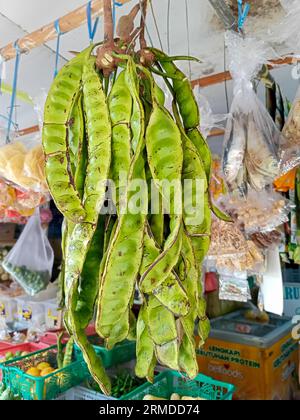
[0,0,132,61]
[17,125,39,137]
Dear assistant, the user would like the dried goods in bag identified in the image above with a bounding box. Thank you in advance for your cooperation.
[207,219,265,275]
[219,272,251,303]
[222,31,281,194]
[218,189,293,234]
[2,208,54,296]
[0,179,48,223]
[208,218,248,258]
[0,138,48,193]
[280,85,300,173]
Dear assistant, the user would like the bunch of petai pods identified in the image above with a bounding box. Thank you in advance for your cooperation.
[42,44,229,395]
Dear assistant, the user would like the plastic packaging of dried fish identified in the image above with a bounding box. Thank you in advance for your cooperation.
[222,31,282,194]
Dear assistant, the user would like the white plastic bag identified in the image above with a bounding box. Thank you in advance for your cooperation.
[193,86,228,139]
[222,31,281,194]
[271,0,300,56]
[2,208,54,296]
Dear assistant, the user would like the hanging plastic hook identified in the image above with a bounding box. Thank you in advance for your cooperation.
[237,0,250,31]
[54,19,64,78]
[87,1,100,43]
[6,40,21,143]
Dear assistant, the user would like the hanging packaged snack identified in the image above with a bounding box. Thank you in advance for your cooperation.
[210,157,228,201]
[0,136,48,194]
[280,86,300,173]
[222,31,281,194]
[219,272,251,303]
[268,1,300,172]
[208,218,248,259]
[2,208,54,296]
[218,189,293,235]
[0,179,48,223]
[207,217,265,274]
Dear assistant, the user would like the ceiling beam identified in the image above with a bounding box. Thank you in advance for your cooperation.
[17,125,39,137]
[0,0,132,61]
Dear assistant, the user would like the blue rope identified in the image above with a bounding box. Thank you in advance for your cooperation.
[113,1,123,35]
[0,114,16,126]
[6,41,21,143]
[237,0,250,31]
[54,19,64,78]
[87,1,99,43]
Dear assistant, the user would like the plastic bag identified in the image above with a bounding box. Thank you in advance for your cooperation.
[250,230,282,249]
[0,318,10,342]
[193,86,228,139]
[280,86,300,173]
[0,178,48,223]
[207,218,248,259]
[274,167,297,192]
[2,208,54,296]
[222,31,281,194]
[218,189,293,234]
[0,137,48,194]
[210,157,228,201]
[219,272,251,303]
[270,0,300,55]
[33,89,48,131]
[207,217,265,274]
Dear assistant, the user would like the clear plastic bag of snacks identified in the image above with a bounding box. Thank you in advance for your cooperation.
[219,271,251,303]
[0,136,47,194]
[280,86,300,174]
[2,208,54,296]
[218,189,293,234]
[222,31,281,194]
[208,218,248,259]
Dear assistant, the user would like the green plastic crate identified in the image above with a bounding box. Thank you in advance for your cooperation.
[122,370,236,401]
[1,345,90,400]
[75,338,136,368]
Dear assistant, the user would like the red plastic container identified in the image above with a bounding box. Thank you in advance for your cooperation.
[40,332,69,346]
[40,324,95,346]
[0,342,49,380]
[0,342,13,351]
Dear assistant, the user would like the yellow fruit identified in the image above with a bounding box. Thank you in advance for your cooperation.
[26,367,41,377]
[40,367,55,377]
[36,362,51,371]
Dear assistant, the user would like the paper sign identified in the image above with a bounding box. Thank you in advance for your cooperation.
[261,247,283,316]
